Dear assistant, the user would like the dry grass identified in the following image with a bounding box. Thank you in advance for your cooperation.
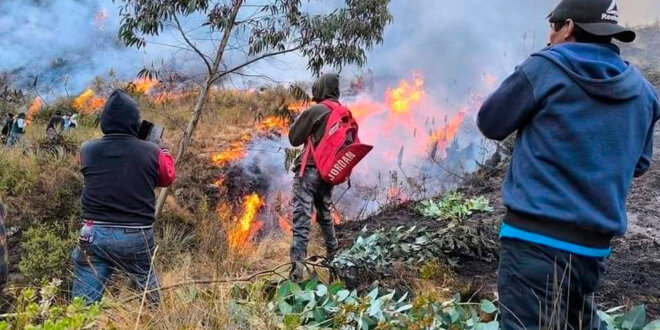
[3,87,331,328]
[100,230,327,329]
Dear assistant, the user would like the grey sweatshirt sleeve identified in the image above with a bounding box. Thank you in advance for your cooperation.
[288,105,329,147]
[477,67,539,141]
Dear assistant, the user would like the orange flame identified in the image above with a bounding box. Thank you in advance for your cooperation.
[288,101,308,114]
[228,193,264,249]
[430,111,467,144]
[154,91,194,104]
[214,177,225,188]
[331,211,342,225]
[385,73,425,114]
[278,214,292,233]
[131,78,159,95]
[211,141,247,167]
[26,98,43,124]
[258,115,289,133]
[73,89,105,114]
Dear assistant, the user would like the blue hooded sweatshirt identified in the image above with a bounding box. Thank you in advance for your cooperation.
[478,43,659,257]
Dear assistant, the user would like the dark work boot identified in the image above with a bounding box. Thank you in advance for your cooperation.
[289,261,305,282]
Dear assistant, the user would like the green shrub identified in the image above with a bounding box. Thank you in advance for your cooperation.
[417,192,493,223]
[266,278,499,329]
[18,226,76,284]
[0,279,102,329]
[598,305,660,330]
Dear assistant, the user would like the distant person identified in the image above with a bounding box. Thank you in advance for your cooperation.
[71,90,176,304]
[477,0,659,329]
[46,110,65,142]
[0,198,7,290]
[69,114,78,129]
[7,113,26,147]
[1,113,14,144]
[287,73,342,281]
[63,113,77,131]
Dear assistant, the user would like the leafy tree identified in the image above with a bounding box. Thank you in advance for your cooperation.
[116,0,393,217]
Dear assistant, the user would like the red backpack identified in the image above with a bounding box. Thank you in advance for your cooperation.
[299,100,373,185]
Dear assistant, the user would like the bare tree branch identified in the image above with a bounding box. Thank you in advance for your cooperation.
[211,46,302,84]
[173,14,213,74]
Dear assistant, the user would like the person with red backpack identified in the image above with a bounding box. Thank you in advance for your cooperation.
[288,73,371,281]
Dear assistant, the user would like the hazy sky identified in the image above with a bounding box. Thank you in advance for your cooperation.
[0,0,658,96]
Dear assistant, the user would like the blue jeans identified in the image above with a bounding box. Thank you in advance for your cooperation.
[71,227,160,304]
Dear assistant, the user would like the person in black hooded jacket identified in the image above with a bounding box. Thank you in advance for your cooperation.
[287,73,341,281]
[71,89,176,304]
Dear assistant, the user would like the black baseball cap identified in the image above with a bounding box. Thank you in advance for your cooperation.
[548,0,636,43]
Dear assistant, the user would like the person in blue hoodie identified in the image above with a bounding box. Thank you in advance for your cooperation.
[477,0,659,329]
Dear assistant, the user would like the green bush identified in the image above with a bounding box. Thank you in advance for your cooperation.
[598,305,660,330]
[0,279,102,329]
[266,278,499,329]
[18,226,76,284]
[417,192,493,223]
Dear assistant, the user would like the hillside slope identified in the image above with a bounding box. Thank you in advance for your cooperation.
[337,72,660,318]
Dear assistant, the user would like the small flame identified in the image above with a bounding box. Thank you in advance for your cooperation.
[94,9,108,31]
[482,74,498,87]
[228,193,264,249]
[154,91,193,104]
[430,111,467,144]
[73,89,105,114]
[331,211,342,225]
[258,115,289,133]
[278,214,292,233]
[211,142,247,167]
[214,177,225,188]
[288,101,308,114]
[385,73,425,114]
[131,78,159,95]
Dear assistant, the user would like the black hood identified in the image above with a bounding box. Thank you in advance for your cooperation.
[101,89,140,136]
[312,73,340,102]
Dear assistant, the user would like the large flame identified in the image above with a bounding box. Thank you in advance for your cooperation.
[228,193,264,249]
[385,73,425,114]
[73,89,105,114]
[208,72,476,248]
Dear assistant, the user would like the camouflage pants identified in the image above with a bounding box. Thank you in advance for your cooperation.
[290,167,338,263]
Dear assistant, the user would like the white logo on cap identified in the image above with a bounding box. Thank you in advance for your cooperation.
[602,0,619,22]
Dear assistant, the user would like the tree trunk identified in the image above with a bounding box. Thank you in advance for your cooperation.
[154,0,244,220]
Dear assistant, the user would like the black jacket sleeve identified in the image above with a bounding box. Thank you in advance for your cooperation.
[288,105,329,147]
[477,68,538,141]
